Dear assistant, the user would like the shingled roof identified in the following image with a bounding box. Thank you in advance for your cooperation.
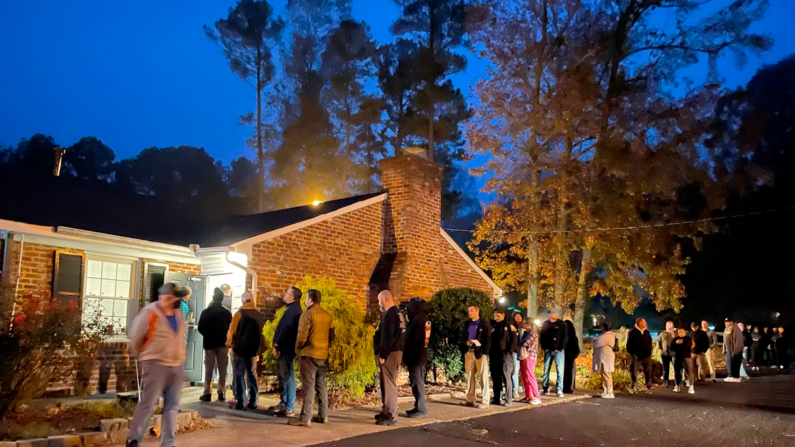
[199,192,385,247]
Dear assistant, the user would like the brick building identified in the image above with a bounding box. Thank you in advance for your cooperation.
[0,150,500,395]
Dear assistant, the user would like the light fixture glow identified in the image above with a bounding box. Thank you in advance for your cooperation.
[534,319,541,326]
[312,200,321,206]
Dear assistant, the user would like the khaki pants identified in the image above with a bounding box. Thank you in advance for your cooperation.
[598,365,613,395]
[693,353,708,381]
[465,351,490,405]
[377,352,402,420]
[705,348,716,380]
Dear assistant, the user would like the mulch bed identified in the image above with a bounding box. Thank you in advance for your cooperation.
[0,401,135,441]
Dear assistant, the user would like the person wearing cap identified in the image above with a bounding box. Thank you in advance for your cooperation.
[592,323,616,398]
[540,308,568,397]
[125,283,187,447]
[271,286,304,418]
[627,317,653,394]
[489,307,517,406]
[461,305,491,408]
[289,289,334,427]
[227,291,267,410]
[198,287,233,402]
[702,320,718,383]
[723,318,744,382]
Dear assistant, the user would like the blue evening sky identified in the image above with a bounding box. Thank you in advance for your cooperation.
[1,0,794,194]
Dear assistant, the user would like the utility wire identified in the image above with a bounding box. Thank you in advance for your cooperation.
[442,205,795,236]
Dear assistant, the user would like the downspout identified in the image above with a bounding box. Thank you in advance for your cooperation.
[225,252,257,306]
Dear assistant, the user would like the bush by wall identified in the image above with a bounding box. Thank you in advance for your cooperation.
[262,277,377,398]
[427,287,494,383]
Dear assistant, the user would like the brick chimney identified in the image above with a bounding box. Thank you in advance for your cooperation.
[378,148,443,301]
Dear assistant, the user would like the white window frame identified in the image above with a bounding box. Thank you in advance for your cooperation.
[82,256,138,337]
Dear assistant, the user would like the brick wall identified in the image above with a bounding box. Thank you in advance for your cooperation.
[47,341,138,396]
[250,201,384,319]
[439,234,494,295]
[16,242,84,297]
[166,261,202,275]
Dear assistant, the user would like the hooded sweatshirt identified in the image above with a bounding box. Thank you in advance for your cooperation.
[128,301,186,367]
[723,324,744,356]
[403,300,430,368]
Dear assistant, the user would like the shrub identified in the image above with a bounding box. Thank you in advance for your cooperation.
[262,277,377,398]
[0,289,108,417]
[426,288,494,383]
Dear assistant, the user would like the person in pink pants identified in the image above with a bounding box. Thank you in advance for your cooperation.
[515,313,541,404]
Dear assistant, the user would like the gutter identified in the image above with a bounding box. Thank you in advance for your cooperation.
[225,251,258,306]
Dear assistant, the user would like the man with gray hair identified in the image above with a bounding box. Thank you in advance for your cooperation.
[373,290,404,426]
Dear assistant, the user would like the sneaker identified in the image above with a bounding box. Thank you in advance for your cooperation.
[688,386,695,394]
[628,387,637,394]
[199,394,212,403]
[217,393,226,402]
[268,405,286,413]
[375,418,397,426]
[312,415,328,424]
[288,418,310,427]
[406,411,427,418]
[374,412,386,420]
[645,388,652,395]
[406,408,418,415]
[743,376,751,380]
[234,402,246,410]
[557,392,564,398]
[712,379,717,383]
[125,441,139,447]
[247,402,258,410]
[542,390,550,395]
[673,386,680,393]
[274,409,295,418]
[479,403,490,409]
[603,394,615,399]
[530,398,542,405]
[504,401,513,407]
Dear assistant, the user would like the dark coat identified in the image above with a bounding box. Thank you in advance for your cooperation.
[403,300,430,368]
[197,302,232,350]
[627,327,653,360]
[232,307,265,358]
[691,329,710,355]
[374,306,404,359]
[671,335,693,358]
[489,319,517,356]
[564,320,581,357]
[461,319,491,359]
[273,301,303,357]
[539,319,567,352]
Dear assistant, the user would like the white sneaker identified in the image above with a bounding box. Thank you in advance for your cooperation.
[723,377,736,383]
[743,376,751,380]
[603,394,615,399]
[557,392,565,398]
[688,386,695,394]
[530,398,542,405]
[673,386,681,392]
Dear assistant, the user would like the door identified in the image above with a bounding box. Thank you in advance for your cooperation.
[164,271,206,384]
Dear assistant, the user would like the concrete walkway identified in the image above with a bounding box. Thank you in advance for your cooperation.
[149,388,589,447]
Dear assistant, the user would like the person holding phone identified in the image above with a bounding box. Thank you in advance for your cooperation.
[461,305,491,408]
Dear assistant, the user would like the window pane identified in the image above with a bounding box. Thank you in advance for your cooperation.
[97,299,111,316]
[117,264,132,281]
[101,279,116,297]
[86,278,102,296]
[87,260,103,278]
[113,299,127,317]
[102,262,117,280]
[84,297,100,314]
[116,281,130,299]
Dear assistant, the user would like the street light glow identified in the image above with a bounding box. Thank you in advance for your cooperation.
[312,200,321,206]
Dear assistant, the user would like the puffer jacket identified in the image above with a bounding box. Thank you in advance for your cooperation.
[128,302,186,367]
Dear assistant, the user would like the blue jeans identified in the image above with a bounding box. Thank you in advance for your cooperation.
[233,354,259,406]
[740,349,748,377]
[127,361,183,447]
[542,350,565,394]
[512,352,520,395]
[276,354,296,412]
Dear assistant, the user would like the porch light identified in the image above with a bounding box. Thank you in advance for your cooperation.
[312,200,321,206]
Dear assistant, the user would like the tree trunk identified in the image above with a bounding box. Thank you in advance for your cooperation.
[573,247,591,352]
[427,6,436,161]
[256,67,266,213]
[527,235,539,321]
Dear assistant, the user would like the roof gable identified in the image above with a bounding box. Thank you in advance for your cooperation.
[440,228,503,296]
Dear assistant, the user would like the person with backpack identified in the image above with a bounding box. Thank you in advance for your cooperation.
[197,287,233,402]
[402,298,430,418]
[227,291,267,410]
[373,290,404,426]
[271,286,303,418]
[125,283,187,447]
[593,323,616,399]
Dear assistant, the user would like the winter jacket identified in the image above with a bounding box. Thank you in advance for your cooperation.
[658,331,674,356]
[671,335,693,358]
[403,299,430,368]
[690,329,710,355]
[374,306,404,360]
[775,334,788,360]
[489,319,517,356]
[128,302,186,367]
[742,330,752,349]
[273,301,303,357]
[461,319,491,359]
[227,302,267,358]
[539,319,568,352]
[723,325,744,356]
[593,332,616,373]
[706,330,718,350]
[296,303,334,360]
[627,327,653,360]
[198,301,232,350]
[565,320,581,357]
[516,327,538,361]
